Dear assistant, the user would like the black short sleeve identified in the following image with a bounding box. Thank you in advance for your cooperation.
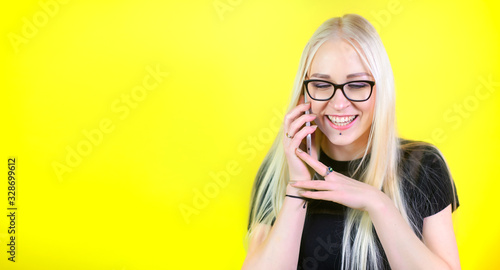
[402,144,459,219]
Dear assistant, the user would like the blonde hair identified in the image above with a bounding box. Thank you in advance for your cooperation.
[246,14,453,269]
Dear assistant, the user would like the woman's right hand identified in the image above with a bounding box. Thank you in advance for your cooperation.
[283,95,318,182]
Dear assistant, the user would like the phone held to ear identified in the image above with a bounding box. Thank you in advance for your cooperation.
[304,92,312,156]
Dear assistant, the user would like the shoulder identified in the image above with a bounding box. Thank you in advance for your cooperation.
[398,139,449,179]
[397,139,459,217]
[399,139,443,163]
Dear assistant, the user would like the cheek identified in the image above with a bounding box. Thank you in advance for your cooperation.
[354,100,375,121]
[361,101,376,122]
[311,102,326,115]
[359,87,376,120]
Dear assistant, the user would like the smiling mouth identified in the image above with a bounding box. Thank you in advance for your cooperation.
[327,115,358,126]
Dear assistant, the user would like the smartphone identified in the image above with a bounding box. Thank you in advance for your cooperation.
[303,91,312,156]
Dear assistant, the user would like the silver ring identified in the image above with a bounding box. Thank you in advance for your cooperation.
[286,132,293,139]
[325,167,334,177]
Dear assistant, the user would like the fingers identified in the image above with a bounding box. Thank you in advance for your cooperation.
[295,147,334,178]
[287,125,317,152]
[291,181,339,201]
[287,113,316,138]
[284,102,312,137]
[291,178,379,211]
[292,180,332,190]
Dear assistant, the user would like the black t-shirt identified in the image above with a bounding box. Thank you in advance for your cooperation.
[296,141,459,270]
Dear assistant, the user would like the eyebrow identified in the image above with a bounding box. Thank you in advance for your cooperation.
[310,72,372,79]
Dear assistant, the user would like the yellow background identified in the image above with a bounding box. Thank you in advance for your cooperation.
[1,0,499,269]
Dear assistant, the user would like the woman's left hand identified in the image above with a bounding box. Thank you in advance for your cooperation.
[291,148,388,212]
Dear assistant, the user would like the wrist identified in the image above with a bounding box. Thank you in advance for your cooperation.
[366,190,393,215]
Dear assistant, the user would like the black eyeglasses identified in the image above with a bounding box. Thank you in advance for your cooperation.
[303,79,375,102]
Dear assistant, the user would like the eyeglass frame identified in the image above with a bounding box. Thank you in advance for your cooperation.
[303,79,375,102]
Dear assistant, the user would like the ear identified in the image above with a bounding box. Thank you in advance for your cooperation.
[297,94,305,105]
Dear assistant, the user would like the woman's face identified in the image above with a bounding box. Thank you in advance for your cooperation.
[307,39,376,159]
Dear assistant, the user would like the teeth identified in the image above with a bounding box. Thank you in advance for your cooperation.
[327,115,356,126]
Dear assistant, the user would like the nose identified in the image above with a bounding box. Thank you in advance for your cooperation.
[329,89,350,111]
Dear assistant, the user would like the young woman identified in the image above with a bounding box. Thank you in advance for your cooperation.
[242,14,460,270]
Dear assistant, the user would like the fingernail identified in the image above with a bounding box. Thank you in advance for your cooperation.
[289,181,297,185]
[297,190,305,195]
[296,148,303,153]
[312,125,318,129]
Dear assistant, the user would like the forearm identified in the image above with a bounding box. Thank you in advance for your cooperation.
[242,186,307,270]
[369,195,453,270]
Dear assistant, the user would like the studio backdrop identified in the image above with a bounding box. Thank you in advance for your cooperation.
[1,0,499,269]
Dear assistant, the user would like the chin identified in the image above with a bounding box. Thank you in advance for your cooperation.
[318,126,352,144]
[328,133,357,145]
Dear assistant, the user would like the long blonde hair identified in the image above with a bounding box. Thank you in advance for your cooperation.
[247,14,428,269]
